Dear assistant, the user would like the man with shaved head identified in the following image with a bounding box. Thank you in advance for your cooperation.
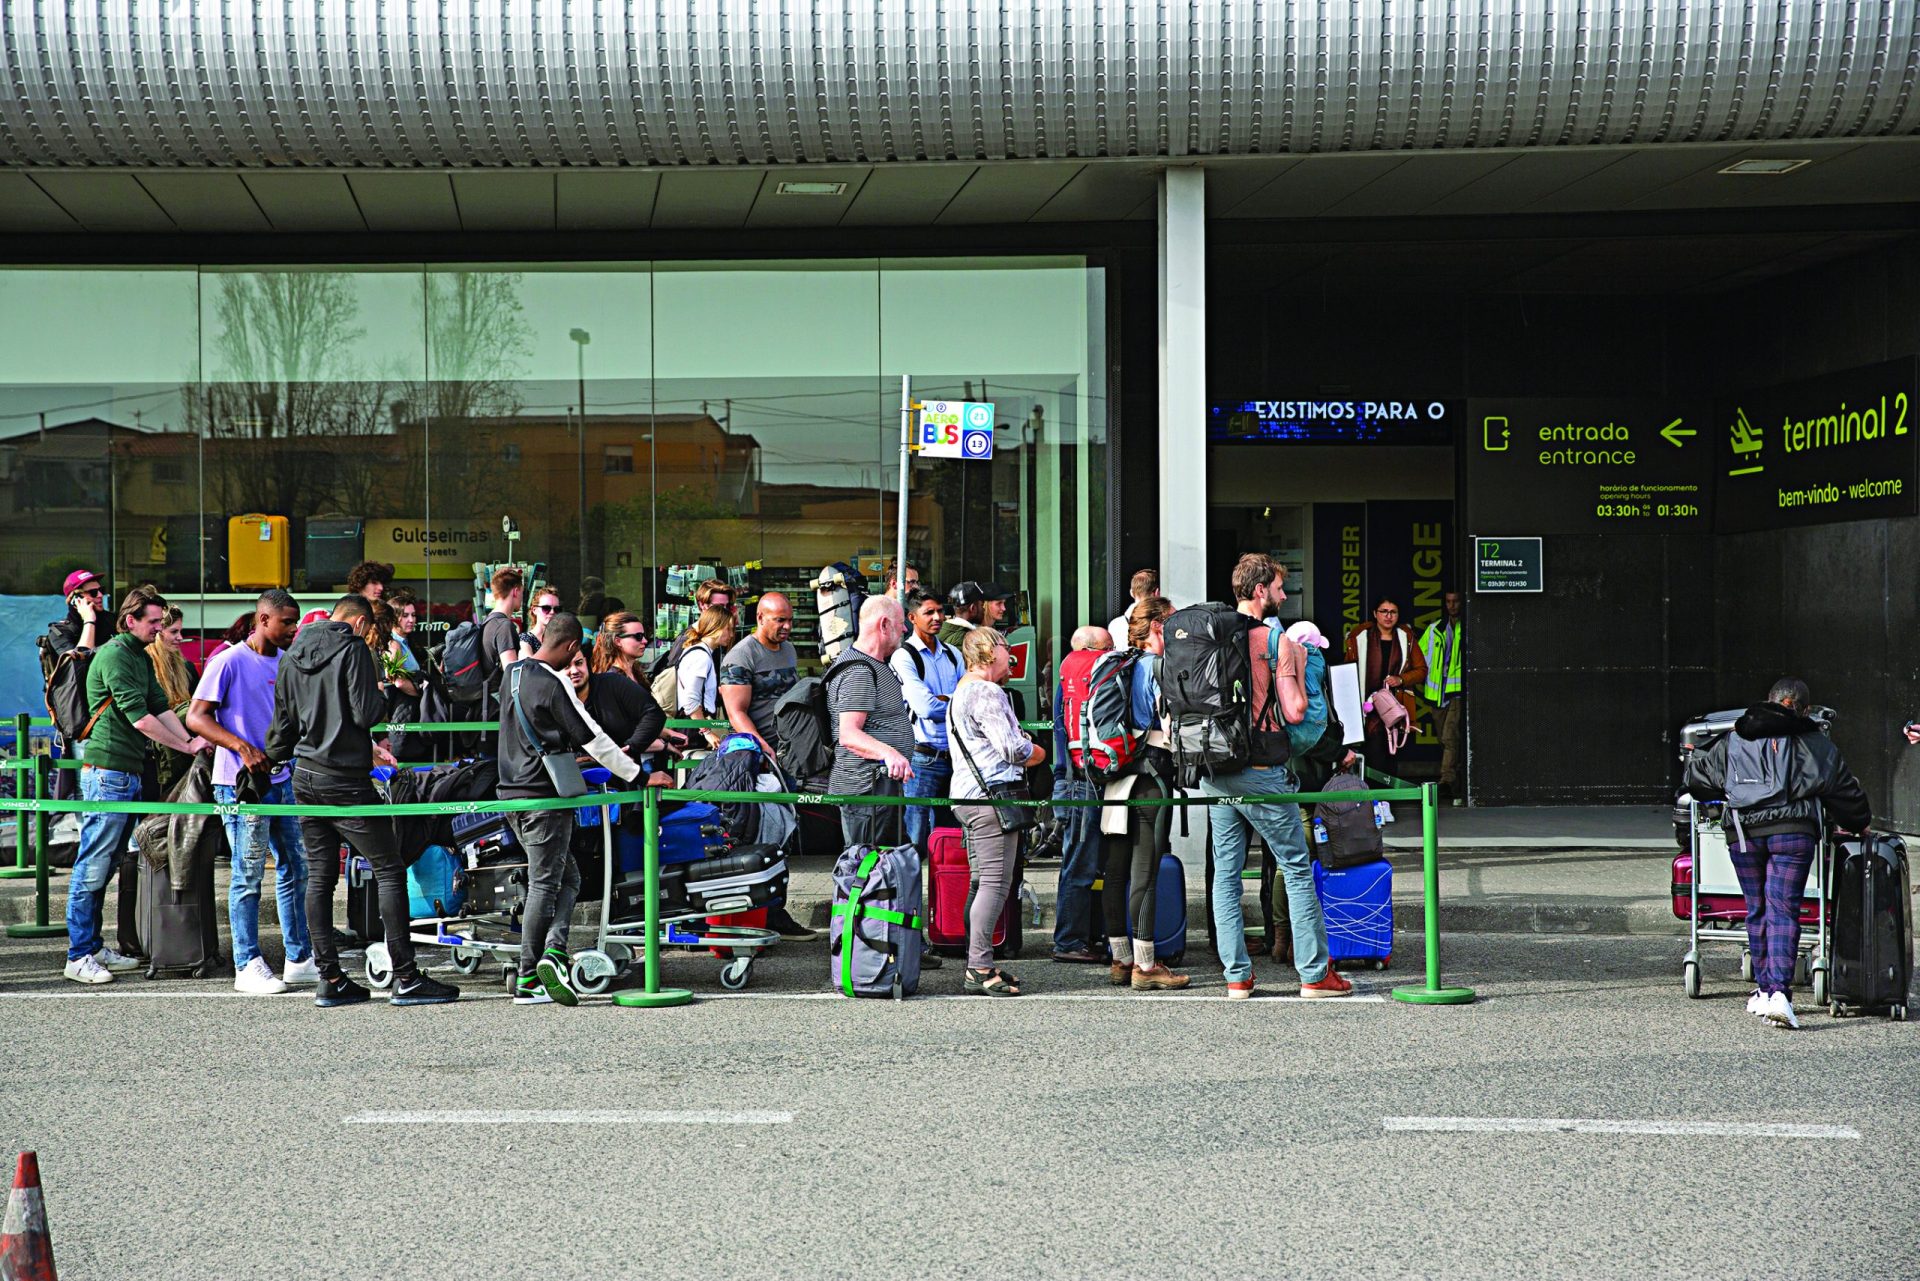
[828,595,917,850]
[720,590,797,757]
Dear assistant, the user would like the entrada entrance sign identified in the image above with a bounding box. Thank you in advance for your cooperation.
[1465,398,1712,534]
[1714,358,1917,533]
[1473,537,1543,593]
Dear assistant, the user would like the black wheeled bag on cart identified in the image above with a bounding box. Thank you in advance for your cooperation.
[1829,831,1913,1019]
[612,843,789,924]
[451,812,530,917]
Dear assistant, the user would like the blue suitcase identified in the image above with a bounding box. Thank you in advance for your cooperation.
[1313,858,1393,968]
[1133,852,1187,965]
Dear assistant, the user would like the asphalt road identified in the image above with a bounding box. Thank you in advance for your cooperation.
[2,926,1913,1280]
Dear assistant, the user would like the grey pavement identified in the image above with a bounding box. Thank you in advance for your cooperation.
[1,924,1913,1280]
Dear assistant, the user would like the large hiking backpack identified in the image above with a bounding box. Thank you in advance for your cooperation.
[1061,647,1146,783]
[813,561,869,663]
[1286,639,1332,757]
[773,667,845,782]
[436,620,488,703]
[1160,603,1288,786]
[42,645,108,743]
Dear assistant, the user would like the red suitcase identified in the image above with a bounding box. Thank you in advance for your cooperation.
[926,827,1022,959]
[1670,852,1821,925]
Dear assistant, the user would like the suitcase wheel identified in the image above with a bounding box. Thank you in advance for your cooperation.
[1682,960,1701,999]
[1892,1004,1908,1022]
[718,957,753,991]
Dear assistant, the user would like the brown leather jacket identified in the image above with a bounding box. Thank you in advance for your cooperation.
[1342,623,1428,724]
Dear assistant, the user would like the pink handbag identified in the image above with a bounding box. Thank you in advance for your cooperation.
[1366,686,1411,754]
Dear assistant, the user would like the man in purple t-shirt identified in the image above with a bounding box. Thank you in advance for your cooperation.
[186,590,312,995]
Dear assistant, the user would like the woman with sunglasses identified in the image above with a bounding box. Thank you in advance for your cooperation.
[521,586,565,660]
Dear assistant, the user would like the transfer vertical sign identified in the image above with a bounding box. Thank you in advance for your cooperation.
[916,400,996,460]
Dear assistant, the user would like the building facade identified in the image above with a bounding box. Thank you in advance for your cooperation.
[4,2,1920,816]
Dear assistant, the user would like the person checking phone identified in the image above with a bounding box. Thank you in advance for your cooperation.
[49,569,107,658]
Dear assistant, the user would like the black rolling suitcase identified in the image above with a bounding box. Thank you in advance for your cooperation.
[1829,832,1913,1020]
[137,852,221,979]
[116,845,146,959]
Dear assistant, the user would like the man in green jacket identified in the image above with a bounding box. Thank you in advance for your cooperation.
[64,585,205,985]
[1419,590,1465,806]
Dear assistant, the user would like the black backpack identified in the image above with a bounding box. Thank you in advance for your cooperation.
[42,642,109,742]
[436,620,488,703]
[1159,602,1287,786]
[772,665,849,783]
[1314,771,1384,869]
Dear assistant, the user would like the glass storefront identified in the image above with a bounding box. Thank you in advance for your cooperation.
[0,258,1106,698]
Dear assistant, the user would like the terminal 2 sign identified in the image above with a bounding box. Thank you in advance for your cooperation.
[1713,358,1917,533]
[1464,398,1713,535]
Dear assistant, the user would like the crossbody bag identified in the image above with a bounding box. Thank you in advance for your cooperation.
[952,687,1036,834]
[509,664,589,798]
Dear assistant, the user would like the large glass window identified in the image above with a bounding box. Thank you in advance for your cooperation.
[0,259,1106,719]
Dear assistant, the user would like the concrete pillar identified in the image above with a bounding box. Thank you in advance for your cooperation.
[1157,166,1207,605]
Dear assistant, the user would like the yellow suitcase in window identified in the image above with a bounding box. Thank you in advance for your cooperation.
[228,514,291,589]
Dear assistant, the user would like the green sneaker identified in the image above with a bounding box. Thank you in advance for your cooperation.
[512,975,552,1006]
[535,951,579,1007]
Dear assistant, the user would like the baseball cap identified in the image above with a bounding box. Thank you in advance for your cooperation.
[978,582,1013,602]
[62,569,102,596]
[947,580,986,608]
[1285,620,1331,650]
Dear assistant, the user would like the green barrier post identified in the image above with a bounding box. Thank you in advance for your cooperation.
[1391,782,1474,1005]
[612,784,692,1008]
[0,713,36,879]
[9,755,64,939]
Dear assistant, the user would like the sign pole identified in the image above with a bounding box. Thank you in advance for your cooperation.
[895,374,912,602]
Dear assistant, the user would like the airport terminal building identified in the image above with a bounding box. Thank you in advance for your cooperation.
[3,2,1919,819]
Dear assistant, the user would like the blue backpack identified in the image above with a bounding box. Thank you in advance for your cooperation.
[1283,630,1332,756]
[407,844,466,919]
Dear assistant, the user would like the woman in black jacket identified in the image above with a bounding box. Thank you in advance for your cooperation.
[564,650,670,783]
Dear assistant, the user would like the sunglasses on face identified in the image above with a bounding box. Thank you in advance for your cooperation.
[534,604,557,614]
[79,587,103,598]
[618,631,648,644]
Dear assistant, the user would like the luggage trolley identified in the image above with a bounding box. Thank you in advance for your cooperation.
[1676,797,1830,1003]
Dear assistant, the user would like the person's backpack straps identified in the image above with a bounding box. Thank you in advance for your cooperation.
[508,664,553,755]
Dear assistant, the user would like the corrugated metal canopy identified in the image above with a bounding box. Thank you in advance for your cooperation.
[2,1,1916,171]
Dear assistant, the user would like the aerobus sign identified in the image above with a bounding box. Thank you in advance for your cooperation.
[916,400,995,460]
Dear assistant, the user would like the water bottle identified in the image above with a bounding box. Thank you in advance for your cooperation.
[1311,817,1328,845]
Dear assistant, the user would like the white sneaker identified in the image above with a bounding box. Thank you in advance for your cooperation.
[1746,990,1766,1017]
[1763,991,1800,1030]
[282,957,322,986]
[93,947,142,974]
[234,957,290,995]
[63,954,114,985]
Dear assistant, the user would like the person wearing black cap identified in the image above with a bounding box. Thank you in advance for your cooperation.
[939,581,1011,650]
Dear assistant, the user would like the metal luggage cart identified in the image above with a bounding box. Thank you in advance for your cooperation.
[1680,798,1829,1003]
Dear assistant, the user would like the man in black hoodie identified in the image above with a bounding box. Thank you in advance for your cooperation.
[498,612,641,1006]
[266,594,459,1009]
[1684,677,1870,1030]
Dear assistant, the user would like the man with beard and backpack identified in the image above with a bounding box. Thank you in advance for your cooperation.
[1163,553,1350,1002]
[267,594,459,1009]
[1684,678,1870,1030]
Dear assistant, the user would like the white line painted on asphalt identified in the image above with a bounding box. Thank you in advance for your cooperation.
[344,1110,792,1125]
[703,992,1391,1003]
[1383,1117,1859,1140]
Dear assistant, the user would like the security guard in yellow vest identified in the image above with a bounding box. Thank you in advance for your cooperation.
[1420,590,1465,805]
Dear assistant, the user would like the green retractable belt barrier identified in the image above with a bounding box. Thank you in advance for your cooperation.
[611,786,692,1008]
[0,712,37,880]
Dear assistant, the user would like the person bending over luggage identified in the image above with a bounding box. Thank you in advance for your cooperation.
[1048,625,1112,964]
[950,627,1045,997]
[565,648,673,787]
[1684,677,1870,1030]
[1101,598,1190,992]
[500,612,642,1007]
[266,593,459,1010]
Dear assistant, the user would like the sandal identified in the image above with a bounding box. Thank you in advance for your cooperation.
[964,966,1022,997]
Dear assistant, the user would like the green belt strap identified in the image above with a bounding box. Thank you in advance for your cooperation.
[838,848,883,998]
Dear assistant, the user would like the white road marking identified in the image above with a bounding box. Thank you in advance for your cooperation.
[1383,1117,1859,1140]
[345,1110,791,1125]
[704,991,1390,1003]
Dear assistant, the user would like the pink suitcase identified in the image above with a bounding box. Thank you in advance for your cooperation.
[1670,852,1821,925]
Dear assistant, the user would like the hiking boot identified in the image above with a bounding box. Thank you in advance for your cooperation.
[391,972,460,1006]
[1108,962,1134,986]
[1131,964,1191,992]
[1300,969,1354,999]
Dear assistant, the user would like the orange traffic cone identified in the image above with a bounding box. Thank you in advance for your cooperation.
[0,1152,56,1281]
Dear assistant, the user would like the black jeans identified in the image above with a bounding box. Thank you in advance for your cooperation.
[839,776,904,850]
[1102,776,1167,946]
[294,769,417,981]
[509,807,579,979]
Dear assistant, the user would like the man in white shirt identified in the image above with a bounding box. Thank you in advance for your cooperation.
[889,587,962,855]
[1109,567,1158,651]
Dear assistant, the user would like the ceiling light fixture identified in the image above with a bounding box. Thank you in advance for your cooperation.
[1719,158,1812,176]
[775,180,848,196]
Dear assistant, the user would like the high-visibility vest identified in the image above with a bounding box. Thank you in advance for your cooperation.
[1421,620,1463,703]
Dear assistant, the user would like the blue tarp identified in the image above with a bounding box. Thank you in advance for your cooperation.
[0,595,62,734]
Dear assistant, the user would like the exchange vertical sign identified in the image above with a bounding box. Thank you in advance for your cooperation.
[1714,358,1918,533]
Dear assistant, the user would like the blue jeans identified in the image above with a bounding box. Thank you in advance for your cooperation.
[215,780,311,970]
[69,766,141,962]
[1050,777,1103,955]
[1199,765,1329,984]
[903,749,951,854]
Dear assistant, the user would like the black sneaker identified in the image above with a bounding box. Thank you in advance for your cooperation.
[535,952,579,1007]
[767,905,817,940]
[314,972,370,1008]
[918,944,943,970]
[390,972,460,1006]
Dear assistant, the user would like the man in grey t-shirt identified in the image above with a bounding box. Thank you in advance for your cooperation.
[827,596,915,849]
[719,592,797,753]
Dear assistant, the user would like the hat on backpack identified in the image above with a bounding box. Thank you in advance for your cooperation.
[1285,620,1331,650]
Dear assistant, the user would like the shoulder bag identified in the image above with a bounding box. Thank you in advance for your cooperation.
[510,664,589,798]
[952,686,1036,834]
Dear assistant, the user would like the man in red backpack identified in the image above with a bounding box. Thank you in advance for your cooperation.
[1049,626,1116,962]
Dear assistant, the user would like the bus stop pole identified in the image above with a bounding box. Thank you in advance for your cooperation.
[894,373,912,601]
